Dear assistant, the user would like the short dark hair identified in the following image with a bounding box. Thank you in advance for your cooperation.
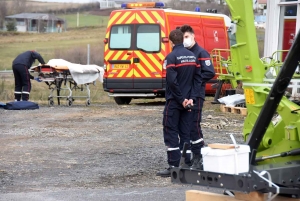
[169,29,183,45]
[180,25,194,34]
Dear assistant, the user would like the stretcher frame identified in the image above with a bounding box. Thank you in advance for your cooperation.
[31,65,92,106]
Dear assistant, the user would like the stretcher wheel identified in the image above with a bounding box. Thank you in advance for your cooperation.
[86,99,91,106]
[67,99,73,107]
[48,99,54,107]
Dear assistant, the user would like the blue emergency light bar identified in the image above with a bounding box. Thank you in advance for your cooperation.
[121,2,165,9]
[194,6,200,12]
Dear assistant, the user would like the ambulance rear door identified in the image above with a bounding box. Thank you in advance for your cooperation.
[105,21,134,89]
[132,10,166,89]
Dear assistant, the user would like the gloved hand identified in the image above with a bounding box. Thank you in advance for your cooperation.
[34,77,42,82]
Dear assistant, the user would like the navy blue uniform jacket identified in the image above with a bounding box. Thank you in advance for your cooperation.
[189,43,215,100]
[164,44,200,105]
[13,51,46,69]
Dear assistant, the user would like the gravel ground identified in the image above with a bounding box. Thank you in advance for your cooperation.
[0,99,245,200]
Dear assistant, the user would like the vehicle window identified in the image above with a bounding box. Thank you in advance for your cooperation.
[110,25,132,49]
[136,24,160,52]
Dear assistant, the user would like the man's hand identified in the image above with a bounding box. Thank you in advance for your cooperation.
[187,99,194,106]
[182,99,188,108]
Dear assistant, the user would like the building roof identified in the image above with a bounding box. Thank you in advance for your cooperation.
[5,13,64,21]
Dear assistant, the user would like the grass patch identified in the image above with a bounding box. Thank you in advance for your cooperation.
[0,27,106,70]
[58,13,109,28]
[0,26,109,103]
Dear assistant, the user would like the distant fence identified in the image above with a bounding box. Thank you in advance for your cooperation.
[0,70,13,79]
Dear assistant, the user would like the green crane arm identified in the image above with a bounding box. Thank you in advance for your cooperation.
[223,0,300,163]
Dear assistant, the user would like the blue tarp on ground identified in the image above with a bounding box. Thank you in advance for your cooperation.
[4,101,39,110]
[0,102,5,108]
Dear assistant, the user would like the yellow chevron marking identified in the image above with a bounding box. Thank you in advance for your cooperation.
[105,31,110,38]
[141,11,155,23]
[108,69,118,77]
[125,13,135,24]
[104,44,108,52]
[152,11,165,27]
[117,70,127,77]
[148,54,162,71]
[115,12,131,24]
[105,51,114,61]
[135,52,155,72]
[138,64,151,77]
[121,53,129,60]
[112,50,123,61]
[135,51,157,73]
[127,69,133,77]
[161,43,165,52]
[157,52,165,61]
[161,30,166,37]
[136,13,144,23]
[108,12,122,27]
[134,70,141,78]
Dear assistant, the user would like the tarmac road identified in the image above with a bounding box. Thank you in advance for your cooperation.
[0,100,244,200]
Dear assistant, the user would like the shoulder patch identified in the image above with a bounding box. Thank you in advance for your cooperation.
[205,60,211,66]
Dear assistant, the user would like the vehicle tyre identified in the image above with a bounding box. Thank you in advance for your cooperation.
[114,97,132,105]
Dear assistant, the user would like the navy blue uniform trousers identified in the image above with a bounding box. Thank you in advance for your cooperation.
[180,97,204,155]
[163,100,192,167]
[12,64,31,101]
[190,97,204,154]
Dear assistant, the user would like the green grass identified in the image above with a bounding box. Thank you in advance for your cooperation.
[58,13,109,28]
[0,27,106,70]
[0,27,109,103]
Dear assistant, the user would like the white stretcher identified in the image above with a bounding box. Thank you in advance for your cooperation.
[30,59,104,106]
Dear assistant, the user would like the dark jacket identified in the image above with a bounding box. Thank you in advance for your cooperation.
[13,51,46,69]
[164,44,200,105]
[189,43,215,100]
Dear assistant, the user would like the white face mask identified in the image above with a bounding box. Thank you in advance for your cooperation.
[183,37,193,48]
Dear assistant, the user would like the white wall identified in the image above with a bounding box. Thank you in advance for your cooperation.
[16,25,26,32]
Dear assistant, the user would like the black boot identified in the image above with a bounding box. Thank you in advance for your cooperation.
[191,154,203,170]
[156,166,172,177]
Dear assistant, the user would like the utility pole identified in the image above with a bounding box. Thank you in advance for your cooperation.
[77,12,79,27]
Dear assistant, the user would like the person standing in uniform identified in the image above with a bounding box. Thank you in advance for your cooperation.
[156,29,201,177]
[12,51,46,101]
[180,25,215,169]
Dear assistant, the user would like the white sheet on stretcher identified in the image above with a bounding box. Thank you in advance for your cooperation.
[45,59,104,85]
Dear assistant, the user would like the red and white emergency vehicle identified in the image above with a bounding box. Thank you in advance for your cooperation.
[103,2,232,104]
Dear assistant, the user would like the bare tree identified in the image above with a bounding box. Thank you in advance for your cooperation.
[167,0,229,15]
[0,1,8,29]
[11,0,28,14]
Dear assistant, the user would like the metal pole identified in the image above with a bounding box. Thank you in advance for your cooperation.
[77,12,79,27]
[87,44,90,65]
[52,14,54,33]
